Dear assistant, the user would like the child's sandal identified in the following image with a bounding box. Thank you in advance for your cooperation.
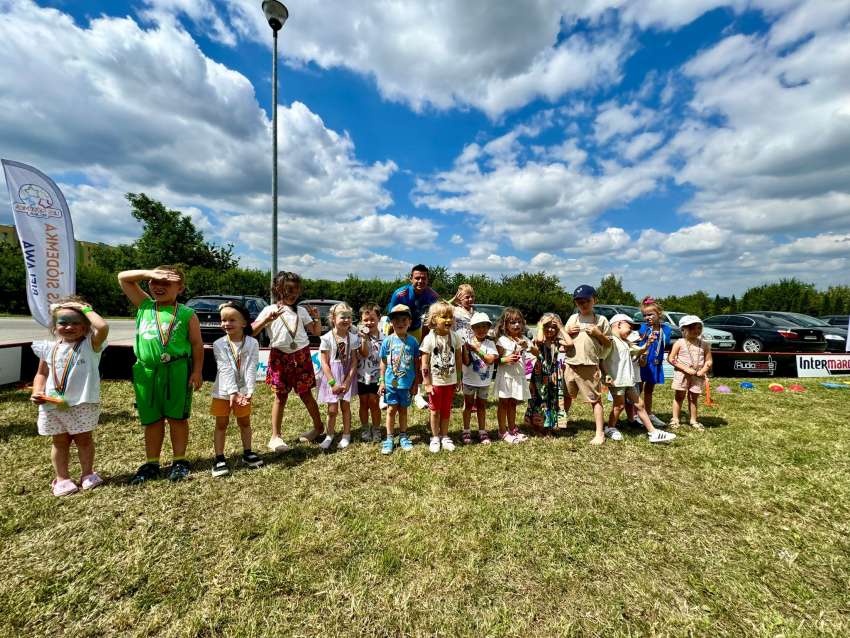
[668,420,681,429]
[689,421,705,431]
[478,430,491,445]
[461,430,473,445]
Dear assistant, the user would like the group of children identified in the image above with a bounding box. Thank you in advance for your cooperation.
[29,266,713,495]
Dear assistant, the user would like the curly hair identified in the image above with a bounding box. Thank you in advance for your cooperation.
[272,271,302,302]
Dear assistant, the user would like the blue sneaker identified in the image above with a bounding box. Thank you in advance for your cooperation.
[399,434,413,451]
[381,437,394,455]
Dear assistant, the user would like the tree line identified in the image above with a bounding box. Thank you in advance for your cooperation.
[1,193,848,321]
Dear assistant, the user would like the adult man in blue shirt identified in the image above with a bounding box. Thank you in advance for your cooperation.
[386,264,439,343]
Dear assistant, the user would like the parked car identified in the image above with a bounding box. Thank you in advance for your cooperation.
[703,314,827,352]
[820,315,850,327]
[186,295,270,346]
[634,310,736,350]
[593,304,641,321]
[747,311,848,352]
[297,298,344,347]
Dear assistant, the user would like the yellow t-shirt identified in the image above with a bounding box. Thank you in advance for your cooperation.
[565,312,612,366]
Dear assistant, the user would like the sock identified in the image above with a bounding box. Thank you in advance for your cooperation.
[146,458,160,466]
[215,454,226,463]
[431,435,439,442]
[463,427,471,433]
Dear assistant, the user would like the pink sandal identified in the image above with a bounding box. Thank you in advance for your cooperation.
[81,472,104,490]
[478,430,491,445]
[51,478,79,497]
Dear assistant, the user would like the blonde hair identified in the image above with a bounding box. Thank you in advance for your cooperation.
[425,300,454,329]
[329,302,353,325]
[536,312,561,342]
[450,284,475,307]
[153,264,185,285]
[49,295,92,335]
[495,307,525,340]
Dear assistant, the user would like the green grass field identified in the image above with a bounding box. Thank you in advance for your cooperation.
[1,378,849,637]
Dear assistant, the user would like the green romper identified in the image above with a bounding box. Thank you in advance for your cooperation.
[132,299,196,425]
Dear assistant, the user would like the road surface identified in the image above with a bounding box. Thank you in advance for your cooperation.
[0,317,135,345]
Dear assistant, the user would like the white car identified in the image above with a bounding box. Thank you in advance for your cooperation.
[664,311,736,350]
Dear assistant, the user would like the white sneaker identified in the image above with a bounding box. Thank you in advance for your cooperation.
[267,436,289,452]
[371,426,383,441]
[299,429,322,443]
[500,431,519,444]
[604,426,623,441]
[429,437,441,453]
[338,434,351,449]
[649,414,666,428]
[648,430,676,443]
[441,437,455,451]
[360,427,372,442]
[319,435,334,450]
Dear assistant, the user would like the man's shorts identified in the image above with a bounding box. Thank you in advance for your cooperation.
[566,364,603,403]
[463,384,489,400]
[427,384,455,419]
[358,380,380,396]
[132,358,192,426]
[384,385,412,408]
[209,397,252,418]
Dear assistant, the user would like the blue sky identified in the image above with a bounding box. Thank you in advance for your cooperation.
[1,0,848,296]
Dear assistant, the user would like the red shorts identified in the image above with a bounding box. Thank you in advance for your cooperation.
[265,346,316,397]
[428,384,455,420]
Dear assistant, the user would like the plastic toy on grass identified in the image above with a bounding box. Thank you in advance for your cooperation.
[768,383,785,392]
[788,384,805,392]
[820,382,850,390]
[716,385,732,394]
[739,381,755,390]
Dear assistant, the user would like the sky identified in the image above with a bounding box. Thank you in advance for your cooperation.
[0,0,848,296]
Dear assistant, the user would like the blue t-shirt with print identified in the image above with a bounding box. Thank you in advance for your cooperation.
[379,334,419,389]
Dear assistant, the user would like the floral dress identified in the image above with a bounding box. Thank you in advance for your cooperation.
[526,341,566,429]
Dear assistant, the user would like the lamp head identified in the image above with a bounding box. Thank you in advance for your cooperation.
[262,0,288,32]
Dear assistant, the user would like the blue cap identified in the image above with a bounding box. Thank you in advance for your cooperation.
[572,284,596,300]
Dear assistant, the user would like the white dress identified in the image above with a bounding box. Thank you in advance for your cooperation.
[495,336,530,400]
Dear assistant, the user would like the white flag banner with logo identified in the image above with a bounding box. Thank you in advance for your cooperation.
[2,159,76,327]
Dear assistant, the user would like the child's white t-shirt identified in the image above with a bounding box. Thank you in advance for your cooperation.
[605,335,640,387]
[212,335,259,399]
[31,335,105,407]
[256,304,313,352]
[462,338,498,387]
[357,331,384,384]
[420,330,462,386]
[319,330,361,363]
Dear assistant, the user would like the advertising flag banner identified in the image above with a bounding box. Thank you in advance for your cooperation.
[2,159,76,327]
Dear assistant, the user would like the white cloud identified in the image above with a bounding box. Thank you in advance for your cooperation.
[0,0,420,279]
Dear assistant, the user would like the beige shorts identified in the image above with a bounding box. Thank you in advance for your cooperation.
[672,371,705,394]
[463,384,489,400]
[566,365,602,403]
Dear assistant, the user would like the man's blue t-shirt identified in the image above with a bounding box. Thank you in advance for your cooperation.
[379,334,419,389]
[386,284,439,331]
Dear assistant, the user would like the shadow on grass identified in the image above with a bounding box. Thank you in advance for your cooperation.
[0,419,39,441]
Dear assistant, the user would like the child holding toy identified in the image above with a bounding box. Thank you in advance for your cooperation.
[30,298,109,496]
[460,312,499,444]
[210,302,261,477]
[495,307,538,443]
[118,266,204,483]
[668,315,713,430]
[602,314,676,443]
[527,312,572,434]
[636,296,672,428]
[378,304,420,454]
[357,303,384,443]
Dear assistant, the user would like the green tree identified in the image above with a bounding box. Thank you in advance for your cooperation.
[0,241,28,314]
[596,274,639,306]
[127,193,237,270]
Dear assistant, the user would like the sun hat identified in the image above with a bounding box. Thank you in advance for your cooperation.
[572,284,596,300]
[610,313,638,327]
[388,304,412,318]
[470,311,492,326]
[678,314,703,328]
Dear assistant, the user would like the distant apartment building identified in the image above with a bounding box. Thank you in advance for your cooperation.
[0,223,108,265]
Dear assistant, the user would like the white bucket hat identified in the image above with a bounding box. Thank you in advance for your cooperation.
[678,314,703,328]
[470,311,492,326]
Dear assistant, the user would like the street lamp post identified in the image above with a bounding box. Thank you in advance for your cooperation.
[262,1,289,302]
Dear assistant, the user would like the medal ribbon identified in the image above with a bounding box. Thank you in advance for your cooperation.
[155,303,179,351]
[227,337,242,371]
[51,340,83,396]
[281,305,301,341]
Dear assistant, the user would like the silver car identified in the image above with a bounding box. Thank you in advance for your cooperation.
[664,311,736,350]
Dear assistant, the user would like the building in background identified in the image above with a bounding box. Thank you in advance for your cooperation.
[0,223,107,265]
